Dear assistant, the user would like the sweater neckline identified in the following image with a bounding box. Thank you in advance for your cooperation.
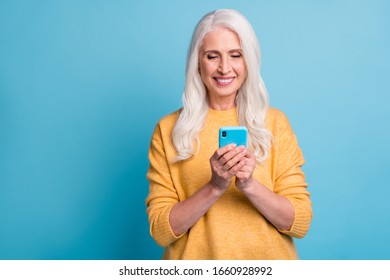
[207,107,238,122]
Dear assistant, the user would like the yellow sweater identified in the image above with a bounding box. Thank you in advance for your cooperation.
[146,107,312,259]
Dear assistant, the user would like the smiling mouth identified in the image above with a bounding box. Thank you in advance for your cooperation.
[214,77,234,86]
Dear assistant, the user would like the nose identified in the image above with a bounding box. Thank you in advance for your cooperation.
[218,56,231,74]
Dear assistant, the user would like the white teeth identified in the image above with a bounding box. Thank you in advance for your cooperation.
[216,78,233,84]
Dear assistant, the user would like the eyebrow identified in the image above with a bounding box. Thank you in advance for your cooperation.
[203,49,243,54]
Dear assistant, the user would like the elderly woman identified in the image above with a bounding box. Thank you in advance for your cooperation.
[146,9,312,260]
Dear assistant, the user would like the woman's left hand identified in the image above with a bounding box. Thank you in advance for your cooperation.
[234,148,295,231]
[235,148,256,191]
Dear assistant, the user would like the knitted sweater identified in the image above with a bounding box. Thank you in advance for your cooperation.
[146,107,312,259]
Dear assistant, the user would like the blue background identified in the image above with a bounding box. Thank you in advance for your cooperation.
[1,0,389,260]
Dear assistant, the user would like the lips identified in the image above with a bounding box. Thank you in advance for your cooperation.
[214,77,235,86]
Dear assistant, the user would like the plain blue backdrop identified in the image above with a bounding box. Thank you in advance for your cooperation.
[1,0,389,259]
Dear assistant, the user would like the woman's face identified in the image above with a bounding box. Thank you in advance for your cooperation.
[199,26,247,108]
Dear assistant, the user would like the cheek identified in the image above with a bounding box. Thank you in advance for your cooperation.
[241,68,248,79]
[200,62,215,79]
[199,66,210,87]
[234,62,247,76]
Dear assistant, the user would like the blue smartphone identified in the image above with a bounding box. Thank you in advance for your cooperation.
[219,126,248,148]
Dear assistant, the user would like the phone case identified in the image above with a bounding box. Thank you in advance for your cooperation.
[219,126,248,148]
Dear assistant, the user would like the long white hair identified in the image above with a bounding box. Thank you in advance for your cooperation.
[172,9,273,162]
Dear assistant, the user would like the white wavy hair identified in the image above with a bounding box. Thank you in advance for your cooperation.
[172,9,273,162]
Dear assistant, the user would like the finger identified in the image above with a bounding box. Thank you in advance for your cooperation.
[226,158,247,176]
[223,148,247,171]
[235,164,250,177]
[235,166,252,179]
[235,170,252,182]
[213,144,237,160]
[235,158,256,180]
[240,148,256,167]
[219,145,246,165]
[210,145,235,166]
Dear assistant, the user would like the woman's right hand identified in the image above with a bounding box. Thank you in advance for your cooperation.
[209,144,247,190]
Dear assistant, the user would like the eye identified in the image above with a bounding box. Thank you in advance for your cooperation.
[231,53,242,58]
[207,54,218,60]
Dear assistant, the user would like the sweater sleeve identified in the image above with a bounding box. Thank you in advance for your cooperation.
[145,124,182,247]
[272,112,312,238]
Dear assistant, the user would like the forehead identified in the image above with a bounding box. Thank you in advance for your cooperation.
[201,26,242,51]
